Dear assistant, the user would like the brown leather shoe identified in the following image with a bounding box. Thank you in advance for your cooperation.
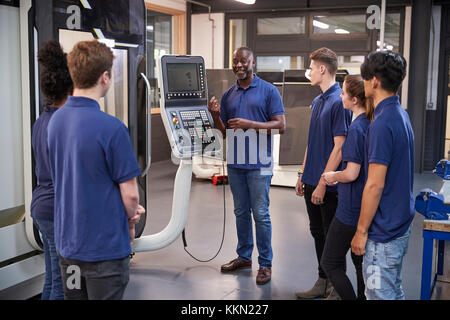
[256,267,271,285]
[221,258,252,272]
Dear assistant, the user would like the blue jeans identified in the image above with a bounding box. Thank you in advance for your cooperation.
[34,218,64,300]
[363,224,412,300]
[227,167,273,268]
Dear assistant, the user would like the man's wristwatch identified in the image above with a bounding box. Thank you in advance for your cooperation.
[297,168,304,177]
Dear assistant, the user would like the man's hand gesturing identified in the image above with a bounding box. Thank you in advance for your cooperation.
[208,96,220,117]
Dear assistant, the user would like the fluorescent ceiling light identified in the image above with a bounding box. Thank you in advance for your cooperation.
[147,25,154,31]
[335,28,350,34]
[376,41,394,50]
[234,0,256,4]
[313,20,329,29]
[80,0,92,9]
[116,42,139,48]
[98,38,115,48]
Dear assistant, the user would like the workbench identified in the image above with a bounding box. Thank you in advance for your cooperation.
[420,218,450,299]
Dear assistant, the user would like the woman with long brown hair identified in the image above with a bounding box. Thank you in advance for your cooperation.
[319,74,374,300]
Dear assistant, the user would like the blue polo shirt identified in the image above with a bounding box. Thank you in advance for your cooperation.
[30,106,58,221]
[47,96,141,262]
[365,95,414,243]
[335,113,370,227]
[220,74,285,170]
[302,82,352,192]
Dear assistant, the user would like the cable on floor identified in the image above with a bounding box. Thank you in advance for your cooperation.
[182,160,227,262]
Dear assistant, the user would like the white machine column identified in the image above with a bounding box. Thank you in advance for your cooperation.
[132,159,192,252]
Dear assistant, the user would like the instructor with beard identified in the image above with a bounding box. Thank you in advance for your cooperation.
[208,47,286,285]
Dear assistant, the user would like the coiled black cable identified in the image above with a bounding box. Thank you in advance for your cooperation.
[182,160,227,262]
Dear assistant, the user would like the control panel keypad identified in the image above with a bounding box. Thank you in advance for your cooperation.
[169,109,215,155]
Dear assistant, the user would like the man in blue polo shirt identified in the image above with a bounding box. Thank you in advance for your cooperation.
[351,51,413,300]
[295,48,352,299]
[47,40,145,300]
[208,47,285,285]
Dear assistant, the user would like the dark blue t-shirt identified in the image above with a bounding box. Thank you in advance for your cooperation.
[335,113,370,227]
[220,74,285,170]
[302,82,352,192]
[30,106,58,221]
[47,96,141,262]
[365,96,414,243]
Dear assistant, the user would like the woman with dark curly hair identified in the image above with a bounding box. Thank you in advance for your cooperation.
[30,40,73,300]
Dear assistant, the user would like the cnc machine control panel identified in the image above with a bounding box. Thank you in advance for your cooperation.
[167,108,215,150]
[159,55,220,158]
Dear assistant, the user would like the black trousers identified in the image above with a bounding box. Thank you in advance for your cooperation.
[304,184,338,279]
[321,217,366,300]
[58,253,130,300]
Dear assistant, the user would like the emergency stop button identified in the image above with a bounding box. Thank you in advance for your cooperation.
[173,118,179,125]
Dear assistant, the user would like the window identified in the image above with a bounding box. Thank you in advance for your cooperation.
[338,55,365,74]
[256,56,304,72]
[257,17,305,35]
[225,9,405,74]
[229,19,247,67]
[147,10,172,109]
[312,15,366,34]
[377,13,401,52]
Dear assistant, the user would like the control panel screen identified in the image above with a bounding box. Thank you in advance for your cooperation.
[167,63,199,92]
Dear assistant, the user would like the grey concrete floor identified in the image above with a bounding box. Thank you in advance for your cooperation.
[124,160,449,300]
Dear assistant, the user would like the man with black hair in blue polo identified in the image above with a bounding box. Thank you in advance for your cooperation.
[351,50,413,300]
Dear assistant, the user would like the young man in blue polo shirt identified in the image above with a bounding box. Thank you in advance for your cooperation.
[351,51,413,300]
[208,47,286,285]
[47,40,145,300]
[295,48,352,299]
